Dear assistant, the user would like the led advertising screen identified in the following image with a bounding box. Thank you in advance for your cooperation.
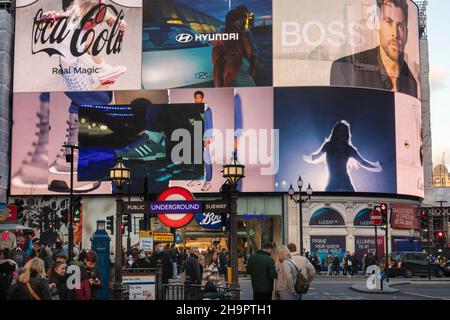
[14,0,142,92]
[9,0,423,198]
[273,0,421,99]
[141,0,272,89]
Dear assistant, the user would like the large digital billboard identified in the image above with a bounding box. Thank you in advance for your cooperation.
[273,0,421,99]
[14,0,142,92]
[141,0,273,89]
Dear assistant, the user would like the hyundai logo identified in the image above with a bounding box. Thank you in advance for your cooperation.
[175,33,193,43]
[195,72,211,80]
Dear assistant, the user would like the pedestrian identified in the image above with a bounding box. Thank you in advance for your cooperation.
[203,252,221,285]
[350,252,358,276]
[7,257,51,300]
[218,248,228,279]
[246,242,277,301]
[314,252,322,275]
[51,241,64,262]
[287,243,316,300]
[343,251,351,277]
[74,250,102,300]
[362,253,368,274]
[54,253,68,265]
[134,250,151,268]
[183,247,202,284]
[0,249,18,300]
[169,244,179,279]
[326,250,334,276]
[333,255,340,275]
[274,245,297,300]
[47,261,69,300]
[149,243,172,284]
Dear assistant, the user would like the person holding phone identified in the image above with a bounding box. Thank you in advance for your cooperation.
[74,250,102,300]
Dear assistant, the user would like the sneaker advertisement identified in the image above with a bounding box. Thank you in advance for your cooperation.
[13,0,142,92]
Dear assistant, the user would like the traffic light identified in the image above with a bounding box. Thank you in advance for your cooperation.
[122,214,131,233]
[73,196,82,224]
[106,215,114,235]
[434,231,446,244]
[419,209,429,229]
[120,223,126,235]
[14,199,25,220]
[380,203,388,226]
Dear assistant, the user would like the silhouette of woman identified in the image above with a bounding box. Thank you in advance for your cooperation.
[303,120,382,192]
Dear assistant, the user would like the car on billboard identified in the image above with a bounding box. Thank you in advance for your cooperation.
[388,252,445,278]
[141,24,213,89]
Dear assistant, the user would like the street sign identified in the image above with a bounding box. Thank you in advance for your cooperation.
[149,201,203,214]
[123,201,147,214]
[153,232,174,242]
[139,231,153,254]
[0,205,17,223]
[370,210,382,226]
[154,187,197,228]
[203,200,230,214]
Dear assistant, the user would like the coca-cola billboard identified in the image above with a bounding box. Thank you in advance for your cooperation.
[391,204,420,230]
[14,0,142,92]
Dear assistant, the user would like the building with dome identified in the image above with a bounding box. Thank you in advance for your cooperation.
[432,164,450,187]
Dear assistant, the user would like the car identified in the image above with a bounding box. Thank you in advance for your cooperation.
[141,23,214,89]
[388,252,445,278]
[443,262,450,277]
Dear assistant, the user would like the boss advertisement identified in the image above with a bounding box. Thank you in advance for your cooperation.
[14,0,142,92]
[273,0,421,99]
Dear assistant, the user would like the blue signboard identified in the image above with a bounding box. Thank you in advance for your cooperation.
[309,208,345,226]
[149,201,203,214]
[195,212,222,230]
[354,208,374,227]
[310,236,346,268]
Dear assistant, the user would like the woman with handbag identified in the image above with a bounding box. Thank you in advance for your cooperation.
[7,258,51,300]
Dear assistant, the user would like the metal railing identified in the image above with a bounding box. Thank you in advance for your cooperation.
[161,283,231,300]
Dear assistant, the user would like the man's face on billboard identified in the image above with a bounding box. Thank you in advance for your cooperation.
[379,2,408,62]
[194,94,204,104]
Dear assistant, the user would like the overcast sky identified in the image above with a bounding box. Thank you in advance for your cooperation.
[428,0,450,167]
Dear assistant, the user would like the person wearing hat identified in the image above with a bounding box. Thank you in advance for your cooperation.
[246,242,277,300]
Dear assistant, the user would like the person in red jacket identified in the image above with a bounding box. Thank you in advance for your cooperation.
[74,250,102,300]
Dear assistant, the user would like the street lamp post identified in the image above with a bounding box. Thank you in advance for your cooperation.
[109,158,130,300]
[288,176,313,255]
[222,155,245,300]
[63,144,78,263]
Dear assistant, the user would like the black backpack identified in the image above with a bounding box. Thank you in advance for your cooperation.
[288,259,310,294]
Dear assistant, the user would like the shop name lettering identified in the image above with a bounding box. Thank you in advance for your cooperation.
[199,213,221,226]
[317,219,338,225]
[32,4,125,57]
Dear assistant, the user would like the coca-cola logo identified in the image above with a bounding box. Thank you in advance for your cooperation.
[32,3,125,57]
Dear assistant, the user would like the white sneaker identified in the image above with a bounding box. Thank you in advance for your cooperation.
[97,62,126,81]
[201,181,212,191]
[187,180,202,187]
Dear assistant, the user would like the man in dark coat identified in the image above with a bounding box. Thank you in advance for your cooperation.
[74,250,102,300]
[183,247,202,285]
[149,243,172,284]
[246,242,277,300]
[330,0,417,98]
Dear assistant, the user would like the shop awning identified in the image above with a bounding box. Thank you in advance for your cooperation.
[0,224,32,231]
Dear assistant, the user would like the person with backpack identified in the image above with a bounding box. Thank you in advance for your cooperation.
[274,245,297,300]
[287,243,316,300]
[7,257,51,300]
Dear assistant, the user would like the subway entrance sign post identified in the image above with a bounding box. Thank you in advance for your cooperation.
[149,187,203,228]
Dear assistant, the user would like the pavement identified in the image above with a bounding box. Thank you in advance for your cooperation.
[238,275,450,300]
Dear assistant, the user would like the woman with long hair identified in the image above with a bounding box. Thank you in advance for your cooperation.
[274,246,297,300]
[212,5,259,87]
[7,258,51,300]
[303,120,382,192]
[47,261,69,300]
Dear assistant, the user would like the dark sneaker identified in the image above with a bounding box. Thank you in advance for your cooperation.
[115,131,166,161]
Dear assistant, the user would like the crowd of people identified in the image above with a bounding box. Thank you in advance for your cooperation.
[0,238,102,300]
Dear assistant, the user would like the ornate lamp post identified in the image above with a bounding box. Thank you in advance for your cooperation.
[288,176,313,255]
[109,158,130,300]
[222,155,245,300]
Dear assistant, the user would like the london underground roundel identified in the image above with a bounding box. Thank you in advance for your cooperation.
[156,187,195,228]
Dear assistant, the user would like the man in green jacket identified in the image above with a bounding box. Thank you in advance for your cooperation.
[246,242,277,300]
